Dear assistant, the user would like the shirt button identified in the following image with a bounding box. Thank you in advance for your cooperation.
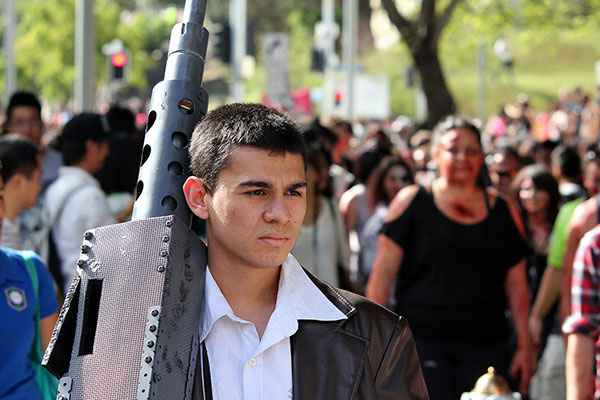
[248,358,257,367]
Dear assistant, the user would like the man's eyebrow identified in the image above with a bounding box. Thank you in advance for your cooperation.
[237,180,273,189]
[288,182,307,190]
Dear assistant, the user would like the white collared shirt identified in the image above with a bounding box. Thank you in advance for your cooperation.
[199,254,347,400]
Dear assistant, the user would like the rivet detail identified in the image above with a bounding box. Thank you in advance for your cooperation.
[145,356,152,363]
[84,231,93,240]
[157,265,165,273]
[160,250,168,257]
[149,325,156,332]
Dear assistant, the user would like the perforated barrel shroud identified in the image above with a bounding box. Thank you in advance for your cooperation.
[43,215,207,399]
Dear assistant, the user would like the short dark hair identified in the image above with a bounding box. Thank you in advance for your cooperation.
[551,145,581,179]
[60,113,111,166]
[0,134,40,182]
[3,92,42,134]
[189,103,306,190]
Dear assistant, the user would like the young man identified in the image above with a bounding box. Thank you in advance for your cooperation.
[2,91,62,189]
[183,103,428,399]
[44,113,114,293]
[0,135,42,250]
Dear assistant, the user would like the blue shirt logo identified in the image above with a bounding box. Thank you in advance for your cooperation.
[4,287,27,311]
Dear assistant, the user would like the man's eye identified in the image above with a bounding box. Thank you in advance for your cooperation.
[288,190,303,197]
[247,189,266,196]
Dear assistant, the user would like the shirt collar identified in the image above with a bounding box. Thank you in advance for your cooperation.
[199,254,347,343]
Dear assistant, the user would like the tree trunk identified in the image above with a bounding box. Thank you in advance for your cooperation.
[358,0,374,55]
[413,46,456,128]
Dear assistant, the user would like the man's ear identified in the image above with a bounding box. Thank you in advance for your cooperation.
[183,176,210,219]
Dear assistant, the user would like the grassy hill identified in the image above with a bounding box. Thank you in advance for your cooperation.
[362,29,600,119]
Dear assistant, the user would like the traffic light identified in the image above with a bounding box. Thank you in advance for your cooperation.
[311,48,325,72]
[212,21,231,63]
[110,51,128,81]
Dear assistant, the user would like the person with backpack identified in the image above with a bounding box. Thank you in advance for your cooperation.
[0,163,59,399]
[44,113,115,294]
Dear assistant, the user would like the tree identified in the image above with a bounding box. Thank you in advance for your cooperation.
[379,0,462,127]
[10,0,172,105]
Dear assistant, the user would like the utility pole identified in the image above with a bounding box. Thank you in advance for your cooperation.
[478,41,487,123]
[342,0,357,120]
[74,0,95,112]
[321,0,336,117]
[3,0,17,99]
[229,0,246,102]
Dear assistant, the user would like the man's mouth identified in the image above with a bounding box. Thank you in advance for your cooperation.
[259,234,289,246]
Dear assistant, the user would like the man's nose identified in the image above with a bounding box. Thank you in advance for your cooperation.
[264,195,291,224]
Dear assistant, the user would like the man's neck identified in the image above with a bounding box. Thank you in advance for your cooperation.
[208,260,280,339]
[71,160,96,176]
[5,201,21,222]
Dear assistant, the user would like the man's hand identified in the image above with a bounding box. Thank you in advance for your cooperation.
[510,346,533,395]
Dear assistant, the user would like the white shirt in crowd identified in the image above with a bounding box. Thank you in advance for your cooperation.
[199,254,347,400]
[0,217,22,250]
[44,166,114,292]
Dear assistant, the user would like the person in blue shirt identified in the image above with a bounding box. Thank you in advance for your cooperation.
[0,168,59,399]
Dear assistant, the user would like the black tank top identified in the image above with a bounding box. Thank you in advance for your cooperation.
[381,186,527,343]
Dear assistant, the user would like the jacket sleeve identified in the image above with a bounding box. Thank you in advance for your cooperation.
[374,317,429,400]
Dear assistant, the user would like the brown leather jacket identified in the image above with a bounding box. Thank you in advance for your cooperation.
[194,271,429,399]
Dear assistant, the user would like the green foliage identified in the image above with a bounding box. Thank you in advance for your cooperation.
[6,0,171,105]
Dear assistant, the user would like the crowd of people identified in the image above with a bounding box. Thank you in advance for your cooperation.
[2,84,600,399]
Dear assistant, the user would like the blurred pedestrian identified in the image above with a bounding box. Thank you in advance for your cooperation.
[44,113,115,293]
[551,145,585,203]
[357,156,413,293]
[291,144,349,288]
[0,135,42,250]
[563,224,600,399]
[2,92,61,189]
[366,115,533,397]
[489,146,522,200]
[0,168,59,399]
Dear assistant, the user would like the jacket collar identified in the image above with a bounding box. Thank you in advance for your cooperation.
[292,269,367,400]
[302,267,357,319]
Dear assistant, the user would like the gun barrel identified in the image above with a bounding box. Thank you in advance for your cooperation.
[131,0,210,225]
[182,0,206,26]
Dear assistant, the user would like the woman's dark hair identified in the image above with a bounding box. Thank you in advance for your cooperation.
[355,139,390,183]
[432,115,481,150]
[305,141,333,197]
[373,156,413,205]
[513,164,560,226]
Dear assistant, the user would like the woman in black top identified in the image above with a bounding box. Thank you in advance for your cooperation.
[366,116,533,398]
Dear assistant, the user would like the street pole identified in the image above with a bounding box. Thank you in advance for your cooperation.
[229,0,246,102]
[342,0,357,120]
[3,0,17,99]
[74,0,95,112]
[477,40,487,123]
[321,0,335,117]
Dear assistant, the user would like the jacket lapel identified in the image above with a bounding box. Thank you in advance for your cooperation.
[292,272,369,400]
